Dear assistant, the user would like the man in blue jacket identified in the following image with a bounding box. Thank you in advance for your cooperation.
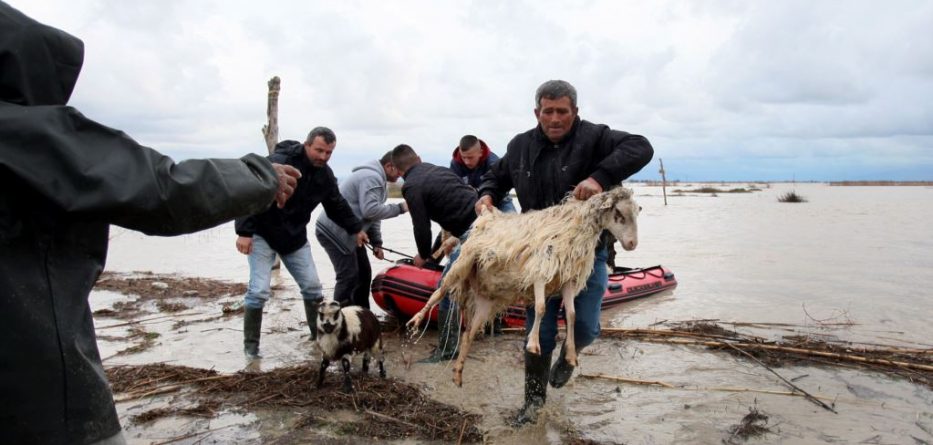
[0,3,300,443]
[235,127,368,358]
[315,150,408,309]
[477,80,654,425]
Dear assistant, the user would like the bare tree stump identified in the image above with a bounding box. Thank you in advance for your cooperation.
[261,76,280,155]
[262,76,282,269]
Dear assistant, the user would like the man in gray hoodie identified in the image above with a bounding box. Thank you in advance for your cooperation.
[316,151,408,308]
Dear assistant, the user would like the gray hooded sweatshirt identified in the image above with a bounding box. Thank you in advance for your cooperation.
[315,159,405,254]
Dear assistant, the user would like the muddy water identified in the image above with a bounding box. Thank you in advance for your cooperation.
[97,183,933,444]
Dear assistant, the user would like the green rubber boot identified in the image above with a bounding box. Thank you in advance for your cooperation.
[243,307,263,359]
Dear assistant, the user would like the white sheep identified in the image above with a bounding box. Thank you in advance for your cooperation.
[315,300,386,392]
[408,187,640,386]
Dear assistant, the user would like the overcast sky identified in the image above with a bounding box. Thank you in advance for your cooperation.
[13,0,933,181]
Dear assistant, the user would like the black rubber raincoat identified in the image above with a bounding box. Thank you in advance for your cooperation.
[0,3,280,443]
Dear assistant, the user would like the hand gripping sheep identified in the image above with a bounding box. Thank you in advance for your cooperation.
[316,301,386,392]
[407,187,640,386]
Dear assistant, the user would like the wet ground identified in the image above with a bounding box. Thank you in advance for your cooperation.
[93,270,932,445]
[96,183,933,444]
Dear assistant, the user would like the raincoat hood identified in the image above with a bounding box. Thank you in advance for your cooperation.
[0,3,83,106]
[351,158,387,181]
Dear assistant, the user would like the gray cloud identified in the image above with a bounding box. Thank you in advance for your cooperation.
[11,0,933,180]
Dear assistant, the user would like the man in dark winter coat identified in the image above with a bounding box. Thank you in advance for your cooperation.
[0,3,300,443]
[235,127,367,358]
[392,144,478,362]
[477,79,654,425]
[449,134,515,213]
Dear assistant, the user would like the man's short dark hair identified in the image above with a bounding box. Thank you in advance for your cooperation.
[379,150,393,166]
[458,135,480,152]
[306,126,336,144]
[535,80,577,109]
[391,144,419,172]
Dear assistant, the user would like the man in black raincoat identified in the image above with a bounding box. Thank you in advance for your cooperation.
[0,3,301,443]
[477,79,654,425]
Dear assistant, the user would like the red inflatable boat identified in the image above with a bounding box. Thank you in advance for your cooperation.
[371,260,677,328]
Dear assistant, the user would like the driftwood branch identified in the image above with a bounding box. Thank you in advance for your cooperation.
[579,373,840,402]
[261,76,280,154]
[602,327,933,373]
[721,342,837,413]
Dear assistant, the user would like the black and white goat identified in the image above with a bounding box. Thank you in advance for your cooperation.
[315,300,386,392]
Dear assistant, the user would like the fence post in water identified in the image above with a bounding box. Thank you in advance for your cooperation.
[659,158,668,206]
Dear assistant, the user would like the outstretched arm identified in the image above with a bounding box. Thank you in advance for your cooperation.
[1,105,281,235]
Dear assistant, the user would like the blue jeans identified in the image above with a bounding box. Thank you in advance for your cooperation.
[498,195,517,214]
[525,246,609,355]
[244,235,323,309]
[438,230,470,311]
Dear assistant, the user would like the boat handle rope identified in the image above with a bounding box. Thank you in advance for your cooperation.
[364,242,414,260]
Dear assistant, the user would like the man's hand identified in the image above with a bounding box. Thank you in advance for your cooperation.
[355,232,369,247]
[573,177,603,200]
[236,236,253,255]
[474,195,494,215]
[272,163,301,208]
[413,254,426,268]
[400,201,409,213]
[373,247,385,260]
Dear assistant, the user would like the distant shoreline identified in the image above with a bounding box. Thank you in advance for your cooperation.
[827,181,933,186]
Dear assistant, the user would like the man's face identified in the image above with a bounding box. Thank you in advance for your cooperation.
[534,96,578,143]
[459,142,483,169]
[304,136,335,167]
[384,163,401,183]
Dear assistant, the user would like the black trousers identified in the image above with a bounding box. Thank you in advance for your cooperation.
[318,232,372,308]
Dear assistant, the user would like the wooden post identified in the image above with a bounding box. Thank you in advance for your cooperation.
[261,76,280,155]
[659,158,668,206]
[262,76,282,269]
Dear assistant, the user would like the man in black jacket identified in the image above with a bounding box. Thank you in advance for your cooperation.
[392,144,477,361]
[477,79,654,425]
[0,3,300,443]
[235,127,367,358]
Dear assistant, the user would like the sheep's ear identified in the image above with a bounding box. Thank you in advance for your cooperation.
[594,192,615,210]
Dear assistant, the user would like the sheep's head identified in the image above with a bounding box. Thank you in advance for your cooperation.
[317,300,344,335]
[593,187,640,251]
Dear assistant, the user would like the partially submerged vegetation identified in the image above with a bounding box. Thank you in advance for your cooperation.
[671,185,764,196]
[601,320,933,389]
[725,407,773,444]
[777,191,807,202]
[107,363,484,443]
[94,272,253,324]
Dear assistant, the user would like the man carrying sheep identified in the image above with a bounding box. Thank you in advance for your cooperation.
[476,79,654,425]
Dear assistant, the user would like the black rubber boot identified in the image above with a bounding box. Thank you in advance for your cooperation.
[243,307,263,359]
[303,300,320,341]
[549,341,576,388]
[511,350,552,427]
[418,303,461,363]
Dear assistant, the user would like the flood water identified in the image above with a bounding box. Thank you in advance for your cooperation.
[97,183,933,444]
